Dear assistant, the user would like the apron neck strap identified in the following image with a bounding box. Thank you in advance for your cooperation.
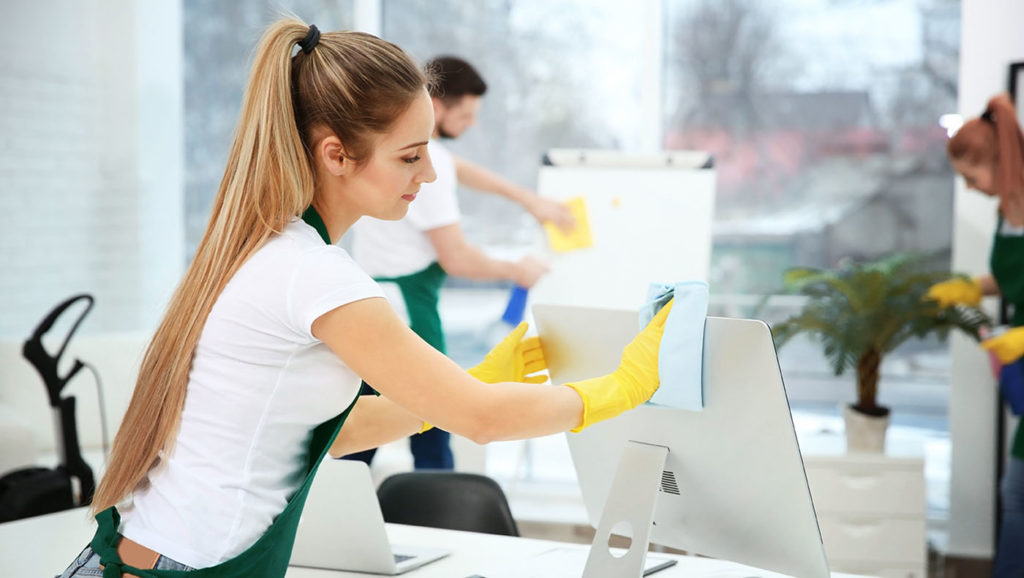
[301,205,332,245]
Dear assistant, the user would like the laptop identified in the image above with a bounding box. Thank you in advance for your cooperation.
[291,459,451,575]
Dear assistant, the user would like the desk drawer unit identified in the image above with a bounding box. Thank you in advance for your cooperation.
[803,454,926,578]
[816,515,927,564]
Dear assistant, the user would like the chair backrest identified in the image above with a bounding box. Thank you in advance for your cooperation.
[376,471,519,537]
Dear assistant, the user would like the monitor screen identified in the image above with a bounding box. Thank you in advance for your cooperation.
[532,304,830,578]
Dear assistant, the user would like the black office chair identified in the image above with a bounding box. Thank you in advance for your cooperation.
[376,471,520,537]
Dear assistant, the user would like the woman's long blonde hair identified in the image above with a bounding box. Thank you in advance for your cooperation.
[91,19,428,513]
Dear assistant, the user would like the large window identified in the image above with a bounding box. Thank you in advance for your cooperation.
[381,0,961,417]
[178,0,962,527]
[379,0,961,528]
[661,0,961,529]
[662,0,960,425]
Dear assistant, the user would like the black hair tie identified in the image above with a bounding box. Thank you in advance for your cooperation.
[298,24,320,54]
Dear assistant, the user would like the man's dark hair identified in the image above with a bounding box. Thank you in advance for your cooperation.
[426,56,487,103]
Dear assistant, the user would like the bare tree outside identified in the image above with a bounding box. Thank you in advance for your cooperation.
[665,0,959,295]
[669,0,796,134]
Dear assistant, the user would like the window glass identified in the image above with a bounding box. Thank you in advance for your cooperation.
[184,0,355,257]
[664,0,960,394]
[383,0,649,246]
[664,0,960,293]
[663,0,960,523]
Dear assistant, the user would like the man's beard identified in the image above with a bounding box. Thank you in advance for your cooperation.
[437,125,456,139]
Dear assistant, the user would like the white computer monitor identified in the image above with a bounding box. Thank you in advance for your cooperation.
[532,304,830,578]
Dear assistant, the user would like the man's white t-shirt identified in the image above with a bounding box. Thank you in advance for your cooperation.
[119,219,384,568]
[352,139,460,278]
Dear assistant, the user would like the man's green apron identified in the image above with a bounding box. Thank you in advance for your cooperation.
[372,263,452,470]
[990,217,1024,459]
[347,231,451,469]
[89,208,356,577]
[375,263,448,354]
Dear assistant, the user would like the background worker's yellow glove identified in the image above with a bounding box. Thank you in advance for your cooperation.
[924,277,983,308]
[563,299,673,432]
[981,326,1024,365]
[468,322,548,384]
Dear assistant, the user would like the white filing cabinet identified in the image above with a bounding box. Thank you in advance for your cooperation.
[803,454,926,578]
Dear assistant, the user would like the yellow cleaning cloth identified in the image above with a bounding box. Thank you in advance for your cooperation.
[544,196,593,252]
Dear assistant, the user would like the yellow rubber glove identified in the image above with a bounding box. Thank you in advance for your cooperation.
[924,277,982,308]
[981,326,1024,365]
[563,299,673,432]
[468,322,548,384]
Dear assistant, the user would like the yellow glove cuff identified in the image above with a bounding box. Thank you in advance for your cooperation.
[564,373,635,433]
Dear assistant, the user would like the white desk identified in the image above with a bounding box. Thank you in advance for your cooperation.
[3,508,870,578]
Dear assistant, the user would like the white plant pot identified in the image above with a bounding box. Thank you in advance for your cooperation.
[842,405,890,453]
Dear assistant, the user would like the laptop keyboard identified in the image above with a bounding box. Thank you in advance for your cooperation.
[393,553,415,564]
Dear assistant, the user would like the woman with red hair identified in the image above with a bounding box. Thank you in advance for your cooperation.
[928,93,1024,577]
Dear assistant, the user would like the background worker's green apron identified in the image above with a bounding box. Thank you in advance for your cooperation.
[371,261,451,470]
[991,217,1024,459]
[88,207,355,577]
[373,264,452,471]
[375,262,447,354]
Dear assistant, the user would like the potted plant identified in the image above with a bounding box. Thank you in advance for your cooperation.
[768,253,990,452]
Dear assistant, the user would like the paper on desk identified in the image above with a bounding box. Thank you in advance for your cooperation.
[544,196,593,252]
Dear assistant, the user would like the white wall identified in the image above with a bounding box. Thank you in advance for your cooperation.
[948,0,1024,558]
[0,0,183,339]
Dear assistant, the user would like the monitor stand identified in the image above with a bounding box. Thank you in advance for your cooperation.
[583,440,669,578]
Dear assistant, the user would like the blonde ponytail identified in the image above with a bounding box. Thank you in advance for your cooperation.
[92,19,427,513]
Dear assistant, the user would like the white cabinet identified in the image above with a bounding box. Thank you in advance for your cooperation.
[803,454,926,578]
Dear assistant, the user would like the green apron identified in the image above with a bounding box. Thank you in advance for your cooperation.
[990,216,1024,458]
[375,262,448,354]
[89,207,357,577]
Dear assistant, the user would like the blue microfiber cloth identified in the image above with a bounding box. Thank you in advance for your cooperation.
[639,281,708,411]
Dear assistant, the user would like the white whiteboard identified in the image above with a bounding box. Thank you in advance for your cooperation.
[531,150,716,311]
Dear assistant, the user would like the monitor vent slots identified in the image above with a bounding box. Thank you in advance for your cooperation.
[660,471,680,495]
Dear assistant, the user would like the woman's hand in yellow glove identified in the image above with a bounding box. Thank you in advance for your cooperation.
[982,326,1024,365]
[924,277,982,308]
[468,322,548,384]
[563,299,673,432]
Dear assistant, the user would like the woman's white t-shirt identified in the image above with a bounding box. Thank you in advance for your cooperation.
[119,219,383,568]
